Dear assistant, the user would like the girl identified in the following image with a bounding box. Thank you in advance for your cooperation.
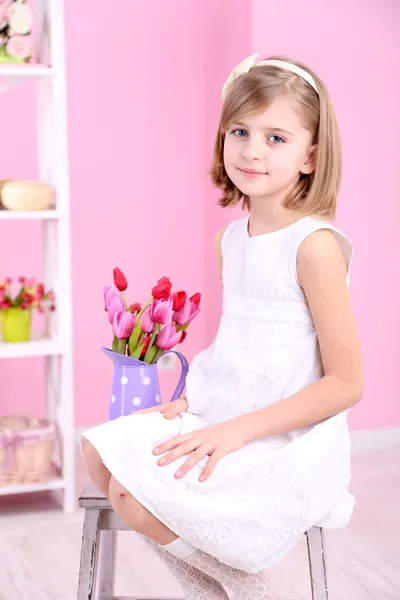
[82,54,363,600]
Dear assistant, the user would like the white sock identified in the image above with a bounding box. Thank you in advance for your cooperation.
[141,537,229,599]
[166,544,285,600]
[163,536,197,558]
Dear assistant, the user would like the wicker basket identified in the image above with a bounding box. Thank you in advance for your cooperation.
[0,416,56,485]
[0,180,53,211]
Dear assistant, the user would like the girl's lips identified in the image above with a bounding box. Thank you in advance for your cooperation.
[238,167,267,177]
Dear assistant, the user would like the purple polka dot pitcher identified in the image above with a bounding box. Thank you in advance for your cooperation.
[101,347,189,420]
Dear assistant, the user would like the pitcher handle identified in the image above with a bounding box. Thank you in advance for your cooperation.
[156,350,189,402]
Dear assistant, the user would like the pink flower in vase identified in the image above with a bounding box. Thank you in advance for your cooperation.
[140,305,155,333]
[173,293,201,326]
[107,296,124,324]
[6,35,32,61]
[151,297,173,325]
[104,284,124,324]
[156,323,182,351]
[112,311,136,340]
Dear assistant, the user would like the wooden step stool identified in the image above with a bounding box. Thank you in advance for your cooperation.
[77,483,329,600]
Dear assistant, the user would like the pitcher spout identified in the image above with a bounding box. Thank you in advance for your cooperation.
[101,346,145,367]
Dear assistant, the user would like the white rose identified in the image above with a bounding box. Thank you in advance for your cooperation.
[8,2,32,35]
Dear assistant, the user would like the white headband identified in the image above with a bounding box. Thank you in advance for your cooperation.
[221,54,319,101]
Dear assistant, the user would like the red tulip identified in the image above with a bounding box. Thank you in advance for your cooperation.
[173,294,201,326]
[129,302,141,313]
[113,267,128,292]
[156,323,182,350]
[190,292,201,306]
[140,336,151,359]
[152,276,172,300]
[151,298,173,325]
[0,299,11,309]
[178,330,187,344]
[112,311,136,339]
[171,291,187,312]
[140,305,155,333]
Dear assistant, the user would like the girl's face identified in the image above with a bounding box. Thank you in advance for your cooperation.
[223,95,317,202]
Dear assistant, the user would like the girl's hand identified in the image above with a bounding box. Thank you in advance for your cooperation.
[153,420,246,482]
[132,397,188,419]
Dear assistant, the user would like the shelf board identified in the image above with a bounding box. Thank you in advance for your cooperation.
[0,64,53,79]
[0,208,59,220]
[0,335,62,359]
[0,473,65,496]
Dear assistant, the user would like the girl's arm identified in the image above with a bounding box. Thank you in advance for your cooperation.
[237,229,364,443]
[214,226,228,282]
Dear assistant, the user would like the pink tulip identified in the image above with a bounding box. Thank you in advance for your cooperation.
[140,305,155,333]
[150,298,173,325]
[112,311,136,340]
[156,323,182,351]
[107,296,124,325]
[104,284,123,309]
[173,296,201,326]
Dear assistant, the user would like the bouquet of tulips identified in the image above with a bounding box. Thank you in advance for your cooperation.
[0,276,55,312]
[104,267,201,364]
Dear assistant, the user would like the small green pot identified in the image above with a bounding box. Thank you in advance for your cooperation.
[0,307,32,343]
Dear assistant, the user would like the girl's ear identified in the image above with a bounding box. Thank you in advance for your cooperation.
[300,144,318,175]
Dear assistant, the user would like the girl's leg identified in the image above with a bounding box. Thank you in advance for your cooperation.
[107,477,229,599]
[142,537,230,600]
[108,476,285,600]
[82,440,112,498]
[164,540,286,600]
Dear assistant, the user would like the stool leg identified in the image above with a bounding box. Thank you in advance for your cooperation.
[306,527,329,600]
[77,508,101,600]
[95,530,117,600]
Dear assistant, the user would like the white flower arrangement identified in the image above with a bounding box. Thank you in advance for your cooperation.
[0,0,33,63]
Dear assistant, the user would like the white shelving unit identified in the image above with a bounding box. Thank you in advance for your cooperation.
[0,0,75,511]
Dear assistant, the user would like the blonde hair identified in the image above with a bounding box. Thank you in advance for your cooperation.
[210,55,342,219]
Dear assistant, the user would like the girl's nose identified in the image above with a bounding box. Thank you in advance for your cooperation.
[241,136,265,161]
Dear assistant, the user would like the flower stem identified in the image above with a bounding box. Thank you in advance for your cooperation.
[122,291,127,310]
[154,347,164,363]
[144,322,160,363]
[112,336,127,355]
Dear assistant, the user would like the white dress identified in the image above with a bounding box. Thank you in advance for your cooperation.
[82,215,356,574]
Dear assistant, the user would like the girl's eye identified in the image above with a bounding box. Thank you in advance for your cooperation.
[268,135,285,144]
[232,128,247,137]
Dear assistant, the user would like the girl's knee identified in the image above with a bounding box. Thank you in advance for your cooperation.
[109,476,154,534]
[83,441,103,472]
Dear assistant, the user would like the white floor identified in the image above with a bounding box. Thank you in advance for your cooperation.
[0,444,399,600]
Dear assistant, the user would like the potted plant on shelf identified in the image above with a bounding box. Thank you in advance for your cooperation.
[0,1,34,64]
[103,268,201,420]
[0,277,55,343]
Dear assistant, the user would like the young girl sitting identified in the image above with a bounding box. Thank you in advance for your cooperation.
[82,54,364,600]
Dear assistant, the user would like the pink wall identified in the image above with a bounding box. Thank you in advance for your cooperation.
[0,0,209,425]
[0,1,398,431]
[251,0,400,429]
